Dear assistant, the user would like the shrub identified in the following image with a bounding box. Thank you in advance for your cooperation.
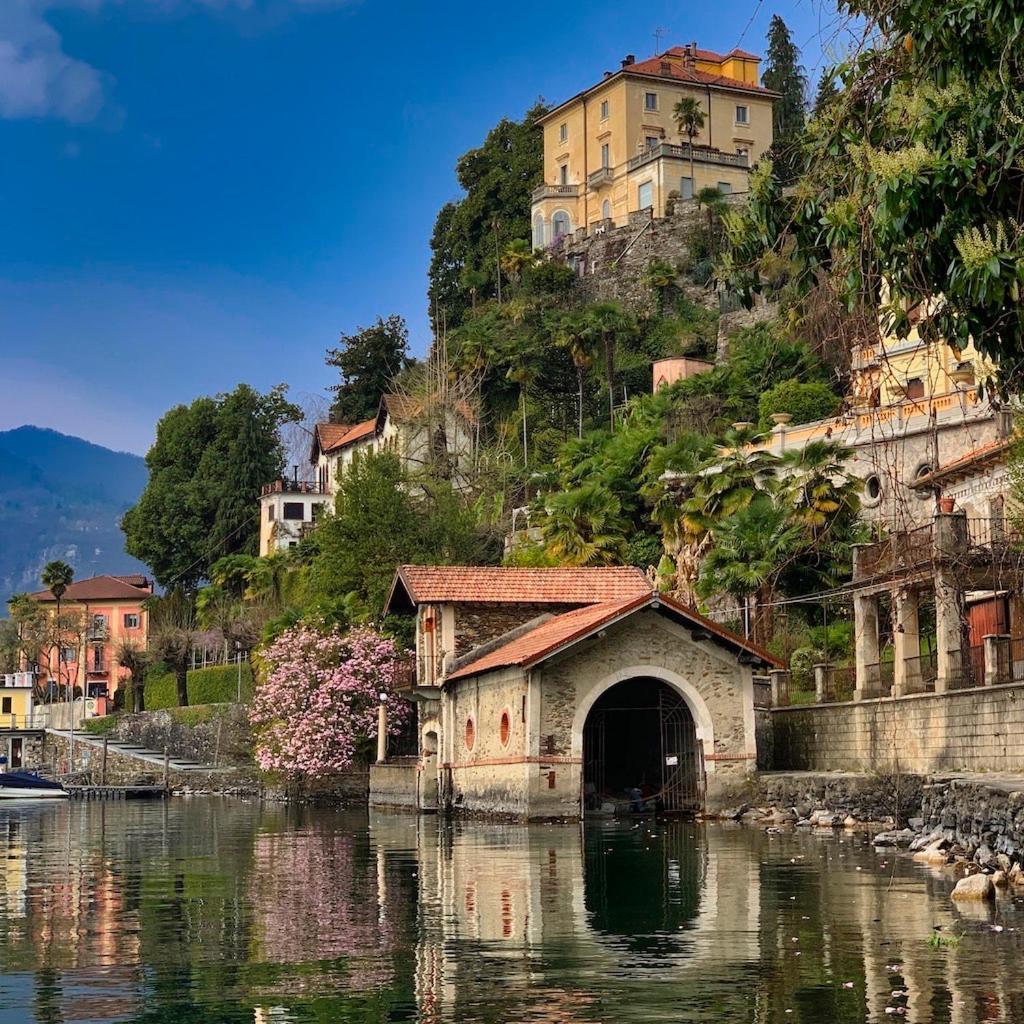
[82,716,117,736]
[140,663,254,710]
[626,533,663,570]
[758,379,840,427]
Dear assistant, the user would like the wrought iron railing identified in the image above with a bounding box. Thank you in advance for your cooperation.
[393,656,417,694]
[855,524,933,579]
[824,666,856,703]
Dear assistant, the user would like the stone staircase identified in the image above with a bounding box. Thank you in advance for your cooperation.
[47,730,220,772]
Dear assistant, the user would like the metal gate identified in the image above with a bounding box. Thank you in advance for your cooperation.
[583,709,606,805]
[659,688,702,813]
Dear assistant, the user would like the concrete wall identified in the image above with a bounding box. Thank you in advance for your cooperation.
[772,683,1024,773]
[369,758,419,811]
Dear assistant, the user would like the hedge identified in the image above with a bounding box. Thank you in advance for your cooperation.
[757,379,840,428]
[136,663,254,710]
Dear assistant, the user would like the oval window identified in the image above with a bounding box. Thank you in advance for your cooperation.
[465,717,475,751]
[865,474,882,502]
[499,710,511,748]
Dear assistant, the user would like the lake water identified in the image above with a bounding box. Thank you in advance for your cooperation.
[1,800,1023,1023]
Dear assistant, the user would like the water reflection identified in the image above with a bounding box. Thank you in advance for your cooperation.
[1,801,1023,1022]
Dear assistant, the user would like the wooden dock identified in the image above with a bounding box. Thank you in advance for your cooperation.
[64,785,168,800]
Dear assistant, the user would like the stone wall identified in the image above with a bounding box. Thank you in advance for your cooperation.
[453,604,567,658]
[772,683,1024,773]
[920,779,1024,866]
[110,704,253,767]
[369,758,420,811]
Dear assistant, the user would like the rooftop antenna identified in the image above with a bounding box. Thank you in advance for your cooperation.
[653,26,669,54]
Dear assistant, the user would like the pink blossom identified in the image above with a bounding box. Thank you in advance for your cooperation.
[250,626,412,778]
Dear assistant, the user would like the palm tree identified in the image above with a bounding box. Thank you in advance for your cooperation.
[540,483,628,566]
[500,239,536,284]
[586,302,636,430]
[553,311,596,438]
[780,440,860,535]
[697,496,803,645]
[673,97,706,195]
[41,560,74,699]
[696,186,728,256]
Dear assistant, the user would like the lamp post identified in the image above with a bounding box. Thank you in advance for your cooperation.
[235,641,243,703]
[376,691,388,764]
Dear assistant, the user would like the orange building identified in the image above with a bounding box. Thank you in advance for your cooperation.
[29,574,152,702]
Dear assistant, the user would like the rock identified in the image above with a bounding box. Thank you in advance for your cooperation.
[913,841,951,866]
[908,817,925,831]
[993,870,1009,888]
[843,816,858,828]
[976,844,995,868]
[996,853,1013,872]
[951,874,995,901]
[796,818,812,828]
[874,829,914,848]
[910,830,944,852]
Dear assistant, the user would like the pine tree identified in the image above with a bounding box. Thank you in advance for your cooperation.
[811,72,840,118]
[761,15,807,184]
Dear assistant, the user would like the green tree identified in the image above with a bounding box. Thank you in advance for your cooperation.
[147,588,197,708]
[553,310,598,439]
[539,483,628,566]
[758,379,841,427]
[673,97,706,190]
[500,238,537,284]
[811,72,839,118]
[428,103,547,330]
[586,302,636,430]
[760,14,807,183]
[326,315,410,424]
[122,384,300,589]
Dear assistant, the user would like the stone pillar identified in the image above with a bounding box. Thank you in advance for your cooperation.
[983,634,1010,686]
[854,592,882,700]
[769,669,790,708]
[892,587,923,697]
[376,703,388,764]
[934,511,968,693]
[813,663,831,703]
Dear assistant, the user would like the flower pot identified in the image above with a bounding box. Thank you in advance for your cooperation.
[938,497,955,513]
[771,412,793,426]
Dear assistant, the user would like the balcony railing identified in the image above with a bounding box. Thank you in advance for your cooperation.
[261,479,327,497]
[627,142,750,173]
[1,672,35,689]
[587,166,614,187]
[532,183,580,201]
[87,626,109,641]
[0,713,47,731]
[393,656,417,694]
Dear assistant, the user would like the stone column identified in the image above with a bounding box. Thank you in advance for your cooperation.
[934,511,968,693]
[983,634,1010,686]
[813,663,831,703]
[892,587,923,697]
[769,669,790,707]
[854,592,882,700]
[376,703,388,763]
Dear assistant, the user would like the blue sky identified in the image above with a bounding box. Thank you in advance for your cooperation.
[0,0,849,455]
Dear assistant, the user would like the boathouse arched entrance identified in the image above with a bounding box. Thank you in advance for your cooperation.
[581,677,703,814]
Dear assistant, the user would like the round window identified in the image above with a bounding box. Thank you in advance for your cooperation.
[499,710,511,748]
[865,474,882,503]
[465,717,475,751]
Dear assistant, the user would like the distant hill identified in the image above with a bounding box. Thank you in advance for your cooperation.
[0,426,149,608]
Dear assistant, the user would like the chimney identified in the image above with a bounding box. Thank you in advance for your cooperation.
[621,54,635,68]
[603,70,612,80]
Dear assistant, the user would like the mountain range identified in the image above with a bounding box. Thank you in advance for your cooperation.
[0,426,149,608]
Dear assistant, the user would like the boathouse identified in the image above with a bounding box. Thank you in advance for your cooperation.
[371,566,777,818]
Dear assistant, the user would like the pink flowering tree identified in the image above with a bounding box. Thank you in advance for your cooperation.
[250,625,413,778]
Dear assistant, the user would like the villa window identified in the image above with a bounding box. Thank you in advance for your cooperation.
[600,99,609,119]
[282,502,305,521]
[1,697,10,715]
[92,646,103,672]
[60,647,76,664]
[735,104,749,124]
[645,135,659,151]
[601,143,610,168]
[267,504,275,522]
[865,475,882,504]
[552,211,571,239]
[124,613,139,629]
[637,180,653,210]
[718,181,733,194]
[559,122,568,143]
[680,176,693,199]
[644,92,658,111]
[905,377,925,400]
[559,164,568,185]
[601,199,611,220]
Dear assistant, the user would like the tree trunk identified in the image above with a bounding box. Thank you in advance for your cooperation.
[604,330,615,430]
[521,385,529,467]
[175,662,189,707]
[134,681,145,713]
[577,366,584,439]
[753,587,774,649]
[688,133,695,199]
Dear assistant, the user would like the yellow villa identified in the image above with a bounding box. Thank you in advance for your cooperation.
[532,43,777,246]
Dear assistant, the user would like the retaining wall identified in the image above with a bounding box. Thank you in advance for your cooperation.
[369,758,419,811]
[771,683,1024,773]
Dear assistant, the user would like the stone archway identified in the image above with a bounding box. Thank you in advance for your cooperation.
[572,665,715,815]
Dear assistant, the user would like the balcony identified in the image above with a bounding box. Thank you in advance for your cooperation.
[532,183,580,201]
[587,166,614,187]
[261,479,327,497]
[87,625,109,642]
[627,142,750,173]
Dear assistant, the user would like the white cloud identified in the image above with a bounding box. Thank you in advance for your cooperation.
[0,0,354,124]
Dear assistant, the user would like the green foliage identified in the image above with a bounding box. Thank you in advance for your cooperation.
[41,560,74,601]
[308,450,500,619]
[142,662,254,710]
[761,15,807,183]
[758,379,841,427]
[82,716,117,736]
[626,533,663,569]
[427,103,547,329]
[122,384,301,588]
[537,483,628,566]
[326,315,411,424]
[722,0,1024,381]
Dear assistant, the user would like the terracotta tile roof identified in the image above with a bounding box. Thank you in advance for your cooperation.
[30,575,152,603]
[112,574,151,589]
[313,418,378,456]
[446,592,780,681]
[627,55,774,94]
[912,438,1014,489]
[664,45,760,63]
[386,565,652,611]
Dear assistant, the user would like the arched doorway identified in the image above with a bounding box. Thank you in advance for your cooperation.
[582,677,702,814]
[420,728,439,812]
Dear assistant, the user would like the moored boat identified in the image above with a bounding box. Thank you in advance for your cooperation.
[0,771,68,799]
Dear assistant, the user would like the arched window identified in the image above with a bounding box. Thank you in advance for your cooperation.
[533,213,545,248]
[552,210,571,239]
[601,199,611,221]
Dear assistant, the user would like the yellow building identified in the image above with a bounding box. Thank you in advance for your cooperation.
[532,43,777,245]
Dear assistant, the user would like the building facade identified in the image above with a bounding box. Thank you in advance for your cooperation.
[532,43,776,246]
[28,574,152,703]
[372,566,776,819]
